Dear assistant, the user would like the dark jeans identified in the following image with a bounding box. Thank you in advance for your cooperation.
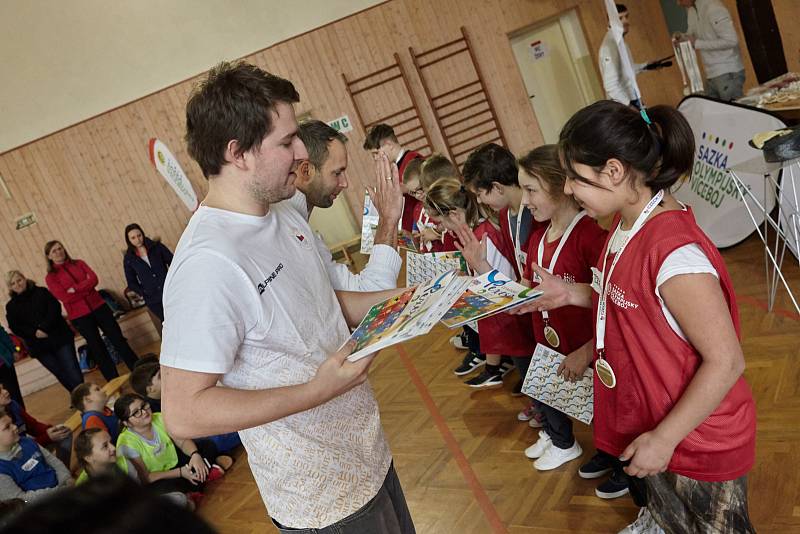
[147,438,219,495]
[35,342,83,393]
[272,463,415,534]
[0,362,24,409]
[514,356,574,449]
[71,304,138,381]
[147,301,164,322]
[462,325,483,356]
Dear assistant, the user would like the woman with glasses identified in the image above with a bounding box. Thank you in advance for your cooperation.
[114,394,232,496]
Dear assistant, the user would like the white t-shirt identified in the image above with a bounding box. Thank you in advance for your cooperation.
[599,30,645,105]
[610,229,718,341]
[160,202,391,529]
[284,190,401,291]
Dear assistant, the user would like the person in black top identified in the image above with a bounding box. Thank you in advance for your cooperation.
[5,270,83,393]
[122,224,174,323]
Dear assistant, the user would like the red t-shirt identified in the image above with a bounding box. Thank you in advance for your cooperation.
[523,215,607,355]
[473,220,535,357]
[591,208,756,482]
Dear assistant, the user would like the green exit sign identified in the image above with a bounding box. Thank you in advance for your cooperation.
[15,212,36,230]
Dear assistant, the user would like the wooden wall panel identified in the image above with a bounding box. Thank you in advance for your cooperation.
[0,0,711,301]
[773,0,799,75]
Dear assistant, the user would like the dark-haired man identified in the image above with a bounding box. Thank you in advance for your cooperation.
[160,62,414,533]
[289,120,402,291]
[363,124,421,232]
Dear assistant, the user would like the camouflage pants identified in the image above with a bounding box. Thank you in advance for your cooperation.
[645,472,756,534]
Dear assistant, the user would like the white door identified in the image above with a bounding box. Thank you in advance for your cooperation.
[510,10,602,143]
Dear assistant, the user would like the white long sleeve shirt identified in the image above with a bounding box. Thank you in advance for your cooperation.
[686,0,744,78]
[599,30,645,104]
[284,190,401,291]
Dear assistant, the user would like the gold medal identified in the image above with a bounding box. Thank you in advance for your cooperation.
[595,357,616,389]
[543,324,560,348]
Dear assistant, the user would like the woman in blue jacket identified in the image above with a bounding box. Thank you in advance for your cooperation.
[122,224,173,323]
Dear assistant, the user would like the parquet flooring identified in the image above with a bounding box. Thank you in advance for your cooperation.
[22,232,800,533]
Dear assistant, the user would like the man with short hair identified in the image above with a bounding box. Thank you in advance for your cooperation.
[674,0,745,101]
[160,61,415,533]
[290,120,402,291]
[598,3,671,108]
[363,124,421,233]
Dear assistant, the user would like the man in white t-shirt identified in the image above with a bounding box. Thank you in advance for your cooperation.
[287,119,402,291]
[159,61,415,533]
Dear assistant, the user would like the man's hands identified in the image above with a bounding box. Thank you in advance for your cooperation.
[310,341,375,404]
[371,153,404,225]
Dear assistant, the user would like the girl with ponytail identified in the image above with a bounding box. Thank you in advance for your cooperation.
[520,101,756,533]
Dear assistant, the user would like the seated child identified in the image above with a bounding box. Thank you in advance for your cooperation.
[130,363,240,454]
[74,428,192,509]
[114,394,232,495]
[71,383,120,443]
[0,384,72,466]
[0,410,72,502]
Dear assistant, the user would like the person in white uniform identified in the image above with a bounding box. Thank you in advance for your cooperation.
[287,119,403,291]
[599,4,665,109]
[159,61,415,534]
[674,0,745,101]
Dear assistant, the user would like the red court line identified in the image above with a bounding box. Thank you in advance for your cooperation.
[394,344,508,534]
[737,294,800,322]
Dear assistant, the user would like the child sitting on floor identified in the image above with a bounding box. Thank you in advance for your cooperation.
[74,427,193,509]
[0,384,72,466]
[0,410,72,502]
[114,394,232,496]
[71,382,120,443]
[129,362,241,454]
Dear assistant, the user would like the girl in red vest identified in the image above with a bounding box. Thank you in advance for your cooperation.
[524,101,756,533]
[424,177,534,389]
[514,145,607,473]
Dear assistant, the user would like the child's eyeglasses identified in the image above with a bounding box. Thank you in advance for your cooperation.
[128,404,152,420]
[427,198,450,219]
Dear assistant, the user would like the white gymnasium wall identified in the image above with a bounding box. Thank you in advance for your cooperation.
[0,0,384,153]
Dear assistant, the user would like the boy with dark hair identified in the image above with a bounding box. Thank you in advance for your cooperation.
[71,383,120,443]
[461,143,543,395]
[363,123,422,232]
[129,362,161,413]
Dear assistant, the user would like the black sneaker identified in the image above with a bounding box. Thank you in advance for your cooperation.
[595,469,630,499]
[464,368,503,389]
[453,352,486,376]
[578,452,614,479]
[511,379,524,397]
[499,357,515,377]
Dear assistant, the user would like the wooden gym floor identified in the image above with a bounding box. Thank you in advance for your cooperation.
[24,232,800,533]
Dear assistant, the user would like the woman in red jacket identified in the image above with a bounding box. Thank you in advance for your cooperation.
[44,241,139,381]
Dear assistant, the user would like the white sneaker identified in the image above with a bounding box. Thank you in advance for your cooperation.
[617,508,665,534]
[524,431,551,459]
[449,335,467,350]
[533,440,583,471]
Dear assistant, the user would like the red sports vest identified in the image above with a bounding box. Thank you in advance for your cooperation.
[525,216,607,355]
[592,208,756,482]
[474,220,535,357]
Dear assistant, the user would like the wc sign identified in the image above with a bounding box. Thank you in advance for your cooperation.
[327,115,353,133]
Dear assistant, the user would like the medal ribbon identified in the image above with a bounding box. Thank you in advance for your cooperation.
[595,190,664,357]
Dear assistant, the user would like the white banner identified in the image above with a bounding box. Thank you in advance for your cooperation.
[148,138,198,211]
[603,0,641,102]
[675,97,785,247]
